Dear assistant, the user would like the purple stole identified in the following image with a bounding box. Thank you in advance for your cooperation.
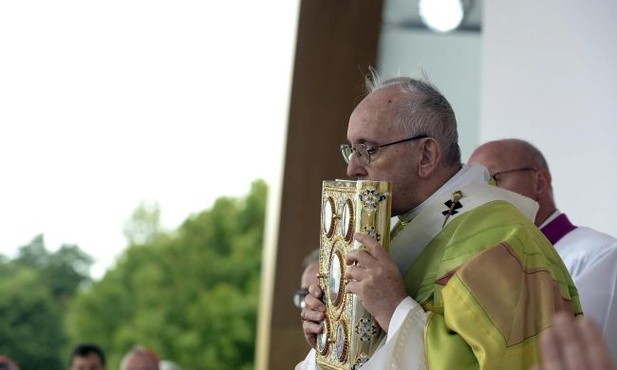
[541,213,578,244]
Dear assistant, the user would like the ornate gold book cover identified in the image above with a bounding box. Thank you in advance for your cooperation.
[316,180,392,370]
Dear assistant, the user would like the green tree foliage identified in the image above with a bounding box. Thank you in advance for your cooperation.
[14,235,93,303]
[0,235,93,369]
[67,180,267,370]
[123,200,163,246]
[0,268,64,369]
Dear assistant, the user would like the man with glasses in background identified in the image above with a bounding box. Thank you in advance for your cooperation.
[293,248,320,311]
[297,74,581,370]
[469,138,617,363]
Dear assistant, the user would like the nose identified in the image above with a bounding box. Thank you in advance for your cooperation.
[346,155,368,179]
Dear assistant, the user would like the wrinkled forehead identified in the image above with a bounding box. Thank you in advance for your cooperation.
[347,87,407,142]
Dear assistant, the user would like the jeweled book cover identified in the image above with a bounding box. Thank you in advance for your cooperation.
[316,180,392,370]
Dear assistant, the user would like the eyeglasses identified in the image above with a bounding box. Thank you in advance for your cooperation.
[340,134,429,166]
[491,167,537,185]
[292,287,309,309]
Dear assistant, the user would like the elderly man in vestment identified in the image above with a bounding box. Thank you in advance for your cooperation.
[297,76,581,370]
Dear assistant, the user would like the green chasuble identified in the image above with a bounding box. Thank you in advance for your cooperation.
[403,200,582,370]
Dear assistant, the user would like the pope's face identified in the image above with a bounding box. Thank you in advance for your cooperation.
[345,86,421,215]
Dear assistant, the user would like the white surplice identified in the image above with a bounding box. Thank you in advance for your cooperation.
[542,211,617,363]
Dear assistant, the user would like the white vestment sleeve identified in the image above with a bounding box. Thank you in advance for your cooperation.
[295,297,428,370]
[295,349,318,370]
[362,297,427,370]
[575,247,617,363]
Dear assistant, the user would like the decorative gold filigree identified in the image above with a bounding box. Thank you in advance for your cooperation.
[355,317,378,342]
[358,187,388,212]
[362,225,381,242]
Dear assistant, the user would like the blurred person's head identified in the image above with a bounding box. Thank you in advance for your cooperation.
[468,138,555,225]
[0,356,19,370]
[120,347,159,370]
[301,248,320,289]
[293,248,320,309]
[70,343,106,370]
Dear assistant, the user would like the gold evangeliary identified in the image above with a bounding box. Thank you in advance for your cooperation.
[316,180,392,370]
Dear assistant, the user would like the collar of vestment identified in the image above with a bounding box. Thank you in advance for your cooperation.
[540,212,577,244]
[389,164,539,274]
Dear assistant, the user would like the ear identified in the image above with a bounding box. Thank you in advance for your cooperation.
[417,138,440,178]
[535,169,552,195]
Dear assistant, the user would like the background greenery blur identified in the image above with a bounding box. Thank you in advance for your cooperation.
[0,180,267,370]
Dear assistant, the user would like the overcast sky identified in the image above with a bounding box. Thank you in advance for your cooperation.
[0,1,299,278]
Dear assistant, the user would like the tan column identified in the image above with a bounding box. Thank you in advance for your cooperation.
[256,1,383,369]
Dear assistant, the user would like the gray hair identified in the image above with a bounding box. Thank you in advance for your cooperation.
[365,72,461,166]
